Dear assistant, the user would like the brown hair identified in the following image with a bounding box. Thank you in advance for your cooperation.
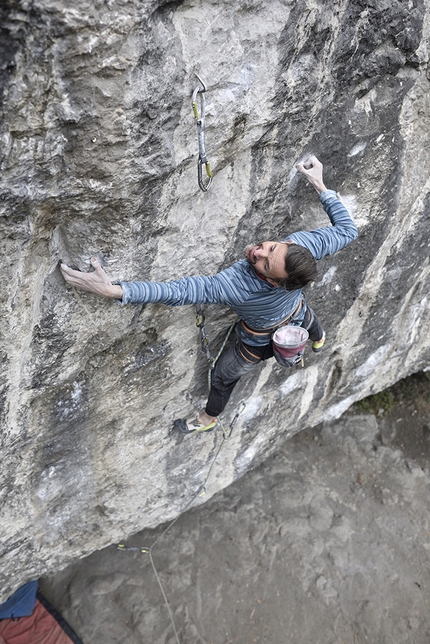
[277,243,317,291]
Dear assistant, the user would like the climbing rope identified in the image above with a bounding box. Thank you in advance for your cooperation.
[113,309,245,643]
[192,73,213,192]
[112,405,245,644]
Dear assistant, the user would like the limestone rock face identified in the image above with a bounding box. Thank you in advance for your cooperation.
[1,0,429,598]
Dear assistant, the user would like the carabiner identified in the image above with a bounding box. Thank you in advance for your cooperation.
[192,73,213,192]
[222,402,246,439]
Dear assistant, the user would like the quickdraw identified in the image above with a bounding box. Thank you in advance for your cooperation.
[192,73,213,192]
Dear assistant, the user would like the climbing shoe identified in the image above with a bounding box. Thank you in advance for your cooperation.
[312,332,326,353]
[174,417,218,434]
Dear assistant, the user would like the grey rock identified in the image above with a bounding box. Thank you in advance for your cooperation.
[39,409,430,644]
[1,0,430,599]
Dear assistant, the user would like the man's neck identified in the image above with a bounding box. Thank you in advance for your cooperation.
[254,269,267,281]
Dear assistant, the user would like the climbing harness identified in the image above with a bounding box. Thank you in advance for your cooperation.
[238,299,307,369]
[192,74,213,192]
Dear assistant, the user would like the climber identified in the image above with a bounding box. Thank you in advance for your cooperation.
[60,156,358,433]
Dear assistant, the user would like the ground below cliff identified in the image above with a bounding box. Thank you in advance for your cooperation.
[39,372,430,644]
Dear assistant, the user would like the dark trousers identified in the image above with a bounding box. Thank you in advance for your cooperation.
[205,306,324,417]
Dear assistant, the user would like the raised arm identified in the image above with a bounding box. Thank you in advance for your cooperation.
[288,156,358,259]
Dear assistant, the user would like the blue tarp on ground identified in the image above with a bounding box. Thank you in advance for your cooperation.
[0,581,38,620]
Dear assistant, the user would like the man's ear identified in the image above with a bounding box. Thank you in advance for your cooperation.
[267,278,280,288]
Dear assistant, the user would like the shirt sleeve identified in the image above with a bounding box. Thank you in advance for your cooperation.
[118,264,251,306]
[285,189,358,260]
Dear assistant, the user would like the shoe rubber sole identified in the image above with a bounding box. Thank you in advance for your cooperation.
[312,332,326,353]
[174,418,217,434]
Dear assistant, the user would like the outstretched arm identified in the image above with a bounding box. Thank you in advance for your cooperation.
[61,258,246,308]
[60,258,123,299]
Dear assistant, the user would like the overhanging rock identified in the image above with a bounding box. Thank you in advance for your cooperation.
[1,0,429,599]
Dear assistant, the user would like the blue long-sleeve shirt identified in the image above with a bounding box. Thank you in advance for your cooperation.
[119,190,358,344]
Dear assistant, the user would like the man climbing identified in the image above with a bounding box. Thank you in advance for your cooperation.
[61,156,358,433]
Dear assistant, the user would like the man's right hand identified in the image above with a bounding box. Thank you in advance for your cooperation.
[60,258,123,299]
[296,155,327,194]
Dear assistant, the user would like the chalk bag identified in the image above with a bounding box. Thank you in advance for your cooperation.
[272,325,309,368]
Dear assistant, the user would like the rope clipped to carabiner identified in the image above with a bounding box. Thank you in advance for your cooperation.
[192,73,213,192]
